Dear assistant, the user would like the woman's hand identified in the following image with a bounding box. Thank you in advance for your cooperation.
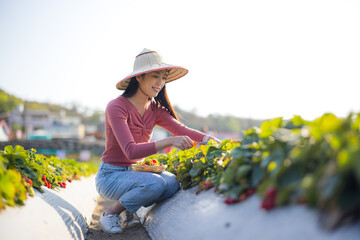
[155,136,194,152]
[202,135,221,144]
[170,136,194,151]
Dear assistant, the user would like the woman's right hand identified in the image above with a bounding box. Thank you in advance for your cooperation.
[170,136,194,151]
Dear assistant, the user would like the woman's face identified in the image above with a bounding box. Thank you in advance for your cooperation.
[136,70,167,98]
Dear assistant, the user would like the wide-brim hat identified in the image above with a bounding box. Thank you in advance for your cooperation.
[116,48,188,90]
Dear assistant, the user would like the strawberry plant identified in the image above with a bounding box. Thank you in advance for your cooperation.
[145,112,360,229]
[0,145,99,211]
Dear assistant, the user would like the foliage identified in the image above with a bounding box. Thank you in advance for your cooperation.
[0,89,22,114]
[0,145,99,211]
[0,88,84,117]
[145,112,360,229]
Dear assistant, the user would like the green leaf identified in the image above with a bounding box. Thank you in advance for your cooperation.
[231,147,243,160]
[278,163,303,187]
[4,145,13,154]
[235,165,252,182]
[251,164,264,187]
[189,167,201,177]
[14,145,25,153]
[260,118,283,138]
[0,174,16,200]
[223,168,236,185]
[206,147,222,160]
[318,113,342,133]
[337,180,360,212]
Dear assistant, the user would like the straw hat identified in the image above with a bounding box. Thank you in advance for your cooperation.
[116,48,188,90]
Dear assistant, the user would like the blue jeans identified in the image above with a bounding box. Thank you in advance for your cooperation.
[95,161,180,213]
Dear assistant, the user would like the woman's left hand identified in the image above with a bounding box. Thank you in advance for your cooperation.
[202,135,221,144]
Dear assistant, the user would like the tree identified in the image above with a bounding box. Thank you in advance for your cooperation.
[0,89,22,113]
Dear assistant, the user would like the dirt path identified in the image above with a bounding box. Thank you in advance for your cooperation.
[86,196,151,240]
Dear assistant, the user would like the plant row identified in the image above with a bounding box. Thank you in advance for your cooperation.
[145,112,360,229]
[0,145,99,211]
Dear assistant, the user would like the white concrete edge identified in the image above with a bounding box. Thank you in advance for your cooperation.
[0,175,99,240]
[136,186,360,240]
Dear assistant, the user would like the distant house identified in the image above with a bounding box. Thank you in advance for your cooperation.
[9,105,52,138]
[46,110,85,139]
[0,120,10,141]
[9,105,85,139]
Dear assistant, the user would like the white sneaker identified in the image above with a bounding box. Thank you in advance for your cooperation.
[120,210,140,229]
[99,212,123,234]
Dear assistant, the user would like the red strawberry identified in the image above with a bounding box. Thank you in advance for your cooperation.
[247,188,255,195]
[240,194,247,201]
[195,190,200,195]
[24,177,32,186]
[265,187,277,198]
[261,199,275,210]
[261,187,277,210]
[223,197,238,204]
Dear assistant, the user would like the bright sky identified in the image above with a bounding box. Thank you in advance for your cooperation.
[0,0,359,121]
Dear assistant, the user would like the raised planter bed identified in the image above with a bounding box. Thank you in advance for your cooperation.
[0,175,98,240]
[136,186,360,240]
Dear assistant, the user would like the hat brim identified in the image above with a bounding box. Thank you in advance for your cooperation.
[116,65,188,90]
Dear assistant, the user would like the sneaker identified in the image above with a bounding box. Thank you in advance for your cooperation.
[99,212,123,234]
[120,210,140,229]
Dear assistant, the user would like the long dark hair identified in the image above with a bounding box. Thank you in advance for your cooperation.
[122,77,178,120]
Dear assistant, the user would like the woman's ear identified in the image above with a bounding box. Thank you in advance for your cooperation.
[135,74,143,83]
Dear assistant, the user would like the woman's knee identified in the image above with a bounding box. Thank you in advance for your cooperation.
[143,174,167,196]
[158,172,180,198]
[167,174,180,192]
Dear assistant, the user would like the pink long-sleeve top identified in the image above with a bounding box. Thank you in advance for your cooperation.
[101,96,206,166]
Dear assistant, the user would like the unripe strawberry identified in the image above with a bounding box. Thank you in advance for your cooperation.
[28,187,35,197]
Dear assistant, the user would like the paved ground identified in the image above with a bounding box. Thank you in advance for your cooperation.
[86,196,151,240]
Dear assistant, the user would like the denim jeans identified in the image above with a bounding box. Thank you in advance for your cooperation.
[95,161,180,213]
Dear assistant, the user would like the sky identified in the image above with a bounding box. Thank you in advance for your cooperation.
[0,0,359,121]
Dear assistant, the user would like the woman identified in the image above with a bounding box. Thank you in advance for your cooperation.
[95,48,219,233]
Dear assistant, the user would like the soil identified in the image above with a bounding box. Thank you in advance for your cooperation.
[86,196,151,240]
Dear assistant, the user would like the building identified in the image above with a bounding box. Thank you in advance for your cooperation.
[0,120,10,141]
[9,105,85,139]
